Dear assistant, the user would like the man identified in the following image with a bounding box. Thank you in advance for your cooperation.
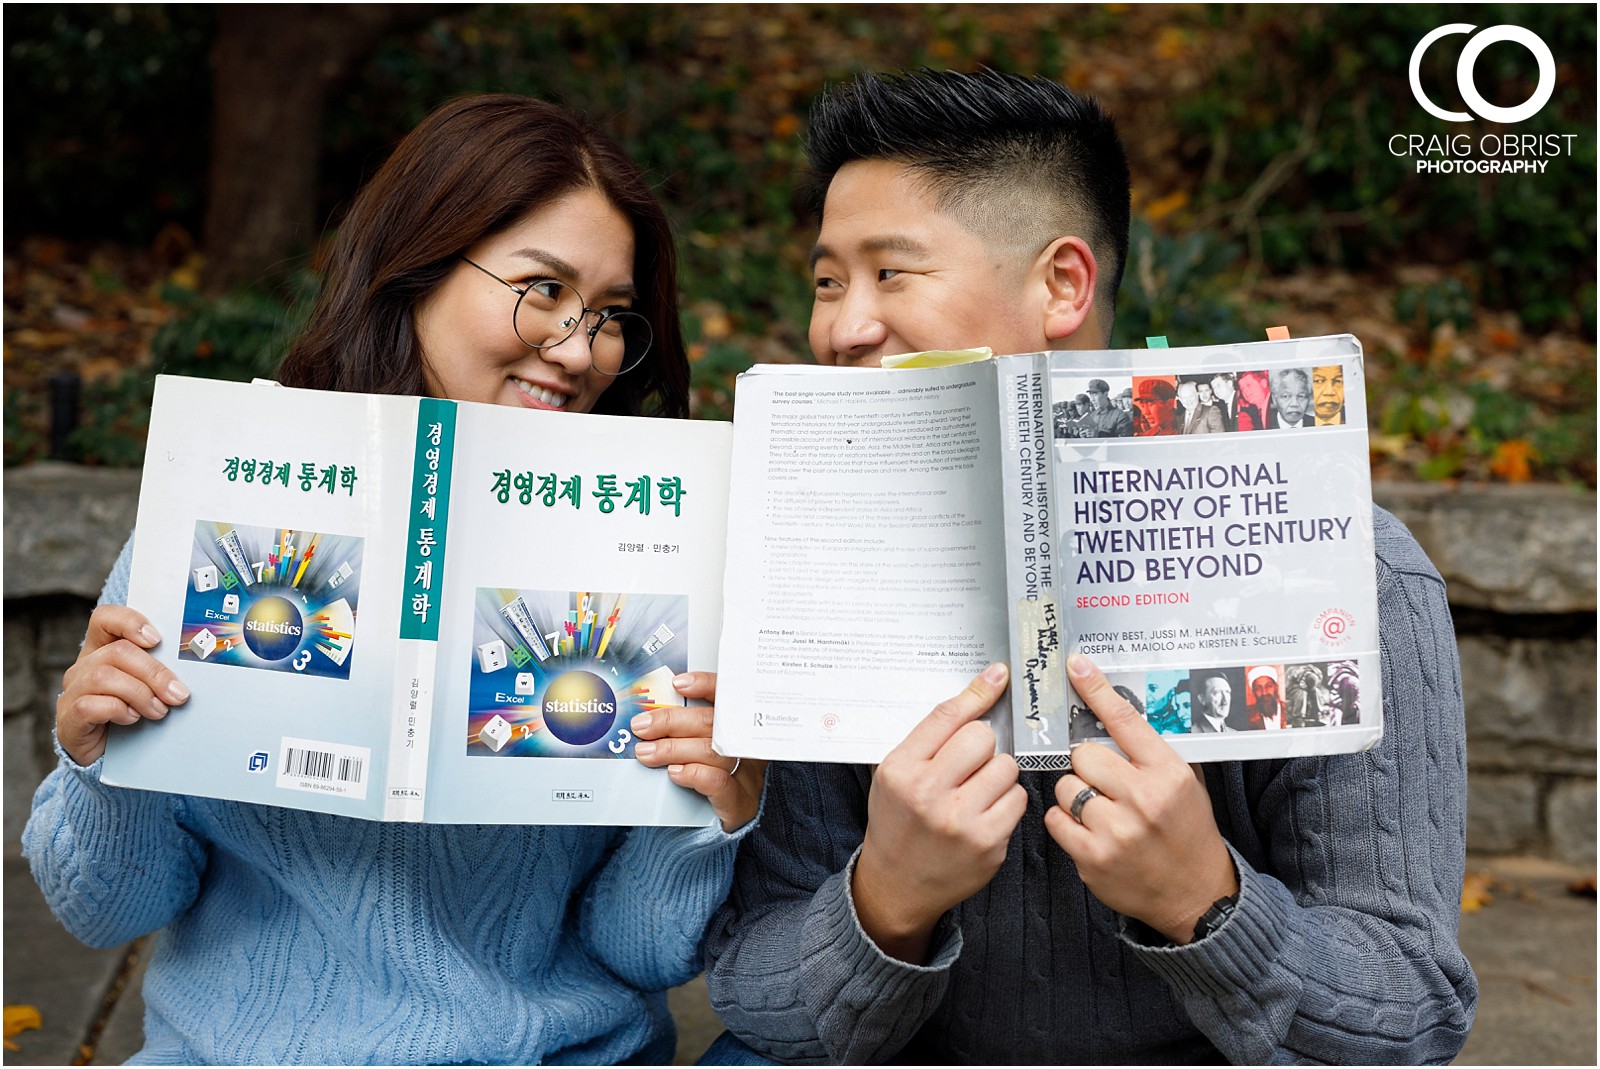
[1209,371,1237,431]
[1182,379,1227,434]
[705,69,1473,1065]
[1189,670,1256,732]
[1082,378,1133,437]
[1272,366,1314,428]
[1246,665,1284,729]
[1313,363,1346,426]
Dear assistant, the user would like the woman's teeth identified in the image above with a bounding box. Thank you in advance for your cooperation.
[515,379,567,408]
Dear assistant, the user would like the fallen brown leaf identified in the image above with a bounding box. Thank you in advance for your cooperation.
[4,1004,42,1051]
[1461,871,1496,912]
[1567,876,1596,898]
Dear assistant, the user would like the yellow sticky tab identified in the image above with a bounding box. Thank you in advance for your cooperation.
[1266,325,1291,341]
[879,347,994,368]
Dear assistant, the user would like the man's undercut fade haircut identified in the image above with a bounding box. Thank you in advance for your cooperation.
[806,68,1132,310]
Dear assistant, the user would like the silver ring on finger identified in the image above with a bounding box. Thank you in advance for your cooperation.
[1069,786,1100,825]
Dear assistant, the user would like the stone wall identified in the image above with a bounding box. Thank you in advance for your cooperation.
[4,465,1595,863]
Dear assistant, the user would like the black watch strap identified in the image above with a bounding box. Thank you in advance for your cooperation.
[1189,891,1239,943]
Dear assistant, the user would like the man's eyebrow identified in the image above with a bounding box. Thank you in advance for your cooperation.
[808,235,934,272]
[510,247,636,301]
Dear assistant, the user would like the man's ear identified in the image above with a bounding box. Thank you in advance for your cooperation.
[1039,236,1098,344]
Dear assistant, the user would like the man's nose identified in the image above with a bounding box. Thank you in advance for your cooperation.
[825,290,890,365]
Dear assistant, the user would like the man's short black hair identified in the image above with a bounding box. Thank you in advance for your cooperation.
[806,68,1132,310]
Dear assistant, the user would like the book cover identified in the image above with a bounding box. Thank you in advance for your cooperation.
[104,376,732,826]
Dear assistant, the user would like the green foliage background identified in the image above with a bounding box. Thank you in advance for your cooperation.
[5,4,1595,477]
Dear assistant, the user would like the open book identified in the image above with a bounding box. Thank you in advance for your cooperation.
[106,377,732,826]
[105,334,1380,823]
[712,333,1382,768]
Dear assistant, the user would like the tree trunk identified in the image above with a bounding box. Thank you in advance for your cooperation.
[201,5,422,294]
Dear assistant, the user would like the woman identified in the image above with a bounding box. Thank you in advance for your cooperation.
[27,95,761,1065]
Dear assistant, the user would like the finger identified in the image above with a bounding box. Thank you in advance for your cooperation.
[955,751,1022,811]
[1043,802,1092,856]
[633,734,731,770]
[1063,741,1136,801]
[896,663,1008,762]
[1053,772,1110,831]
[66,654,172,719]
[64,693,149,728]
[1066,654,1167,766]
[100,639,191,706]
[83,605,162,653]
[670,670,717,701]
[629,704,713,741]
[934,720,1005,790]
[665,760,756,829]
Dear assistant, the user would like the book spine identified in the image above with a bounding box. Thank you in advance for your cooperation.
[384,398,458,821]
[995,354,1068,764]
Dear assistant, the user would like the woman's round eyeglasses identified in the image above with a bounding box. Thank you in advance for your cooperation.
[460,257,652,377]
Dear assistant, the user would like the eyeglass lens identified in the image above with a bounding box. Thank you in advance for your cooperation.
[513,280,652,376]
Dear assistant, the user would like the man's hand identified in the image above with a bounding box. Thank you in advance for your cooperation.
[631,671,765,833]
[853,663,1028,964]
[1044,654,1237,944]
[57,605,190,767]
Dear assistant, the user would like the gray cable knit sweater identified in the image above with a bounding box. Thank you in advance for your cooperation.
[704,505,1476,1064]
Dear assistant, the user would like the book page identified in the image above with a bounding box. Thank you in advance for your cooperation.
[1018,335,1383,765]
[715,363,1011,764]
[422,402,732,826]
[108,377,417,819]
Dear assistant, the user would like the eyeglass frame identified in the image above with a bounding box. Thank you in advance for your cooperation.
[458,256,653,377]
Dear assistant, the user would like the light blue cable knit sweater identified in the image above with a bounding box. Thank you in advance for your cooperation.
[26,540,745,1065]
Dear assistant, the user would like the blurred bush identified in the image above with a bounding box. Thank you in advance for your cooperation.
[1170,4,1595,333]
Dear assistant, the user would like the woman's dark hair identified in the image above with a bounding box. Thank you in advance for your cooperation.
[278,94,688,418]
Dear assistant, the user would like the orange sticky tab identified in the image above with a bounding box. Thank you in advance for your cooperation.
[1265,326,1291,341]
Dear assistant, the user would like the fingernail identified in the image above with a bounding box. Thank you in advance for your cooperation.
[140,625,162,645]
[147,697,168,717]
[630,713,652,732]
[1068,654,1092,679]
[983,662,1008,684]
[667,764,685,774]
[165,680,190,702]
[672,673,692,689]
[634,741,656,757]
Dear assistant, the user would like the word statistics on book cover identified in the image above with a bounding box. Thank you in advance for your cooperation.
[712,333,1381,768]
[107,376,732,826]
[107,333,1379,823]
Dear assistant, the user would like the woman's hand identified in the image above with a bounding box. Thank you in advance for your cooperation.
[631,671,764,833]
[56,606,190,767]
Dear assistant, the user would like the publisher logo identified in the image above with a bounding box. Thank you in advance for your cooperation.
[247,751,269,773]
[1409,24,1555,124]
[821,713,840,732]
[552,789,594,802]
[1314,608,1354,647]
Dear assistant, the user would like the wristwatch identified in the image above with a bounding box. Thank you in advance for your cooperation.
[1188,891,1239,943]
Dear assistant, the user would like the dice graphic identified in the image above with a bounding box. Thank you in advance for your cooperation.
[476,639,507,674]
[193,565,219,593]
[481,714,512,753]
[189,628,218,660]
[514,672,536,696]
[222,594,240,614]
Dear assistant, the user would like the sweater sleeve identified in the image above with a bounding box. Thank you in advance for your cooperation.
[703,762,962,1065]
[577,813,751,992]
[1125,509,1477,1064]
[23,534,209,948]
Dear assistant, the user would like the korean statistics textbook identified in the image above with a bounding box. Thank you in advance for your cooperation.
[713,333,1382,767]
[104,376,732,826]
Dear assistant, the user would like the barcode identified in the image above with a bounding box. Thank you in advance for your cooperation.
[285,746,365,784]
